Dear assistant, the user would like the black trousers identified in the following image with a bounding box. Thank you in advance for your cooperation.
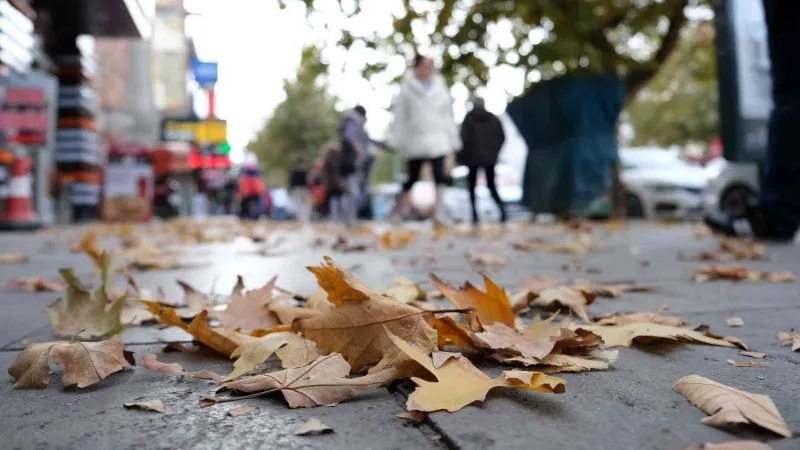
[468,165,506,223]
[760,0,800,237]
[402,156,446,192]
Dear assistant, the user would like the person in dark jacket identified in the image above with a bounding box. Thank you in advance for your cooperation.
[321,142,347,223]
[289,156,311,223]
[459,97,507,224]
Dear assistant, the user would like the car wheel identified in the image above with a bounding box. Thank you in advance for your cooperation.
[720,185,756,218]
[626,194,645,218]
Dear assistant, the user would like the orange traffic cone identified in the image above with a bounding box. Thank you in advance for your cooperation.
[0,155,40,230]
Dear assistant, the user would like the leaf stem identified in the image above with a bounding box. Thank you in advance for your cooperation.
[423,307,477,315]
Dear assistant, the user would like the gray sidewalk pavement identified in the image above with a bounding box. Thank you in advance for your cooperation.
[0,222,798,450]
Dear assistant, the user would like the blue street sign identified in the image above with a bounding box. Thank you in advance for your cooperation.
[191,59,218,86]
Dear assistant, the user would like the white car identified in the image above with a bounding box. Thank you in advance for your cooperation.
[620,148,709,219]
[703,158,759,217]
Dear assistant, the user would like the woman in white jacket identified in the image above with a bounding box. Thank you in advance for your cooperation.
[388,55,461,223]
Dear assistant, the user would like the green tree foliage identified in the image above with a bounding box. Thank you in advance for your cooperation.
[625,22,718,146]
[284,0,694,102]
[246,46,341,185]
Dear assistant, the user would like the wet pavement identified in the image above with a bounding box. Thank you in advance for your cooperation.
[0,221,798,450]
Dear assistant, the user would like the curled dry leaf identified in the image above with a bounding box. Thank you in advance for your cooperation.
[387,331,565,413]
[138,354,223,383]
[686,441,772,450]
[228,332,323,379]
[530,286,595,323]
[7,277,65,292]
[431,273,515,330]
[468,252,508,268]
[8,339,129,389]
[673,375,791,437]
[577,323,738,349]
[294,418,333,436]
[474,323,557,360]
[396,412,426,423]
[500,351,619,374]
[727,360,770,368]
[431,316,474,350]
[44,254,126,338]
[431,352,462,369]
[594,306,685,327]
[211,354,396,409]
[740,351,767,359]
[228,406,255,417]
[719,237,768,260]
[726,317,744,328]
[380,230,415,250]
[513,238,599,254]
[694,265,795,283]
[681,251,732,263]
[213,277,280,332]
[142,303,244,357]
[570,283,656,299]
[776,330,800,352]
[173,280,214,319]
[0,252,28,264]
[295,258,438,371]
[381,277,426,305]
[123,399,165,413]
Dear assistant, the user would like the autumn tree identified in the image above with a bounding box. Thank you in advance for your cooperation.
[246,46,341,185]
[284,0,694,102]
[625,22,718,147]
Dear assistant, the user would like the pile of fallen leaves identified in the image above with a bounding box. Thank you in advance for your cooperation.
[6,221,798,443]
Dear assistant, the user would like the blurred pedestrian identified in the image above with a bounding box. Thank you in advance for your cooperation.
[459,97,507,224]
[322,142,348,224]
[289,156,311,223]
[705,0,800,241]
[340,105,370,225]
[271,186,290,220]
[388,54,460,224]
[238,152,266,220]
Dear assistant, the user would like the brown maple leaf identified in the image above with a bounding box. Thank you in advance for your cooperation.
[142,303,245,357]
[431,273,515,330]
[577,323,739,349]
[529,286,596,323]
[473,323,557,360]
[206,354,396,408]
[228,332,323,379]
[212,277,281,332]
[294,258,442,371]
[8,339,130,389]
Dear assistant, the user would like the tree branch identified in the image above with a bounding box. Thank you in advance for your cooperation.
[625,0,690,102]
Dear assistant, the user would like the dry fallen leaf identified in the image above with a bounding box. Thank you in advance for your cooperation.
[776,330,800,352]
[142,303,244,357]
[380,230,415,250]
[381,277,426,305]
[577,323,738,349]
[211,354,396,408]
[172,280,214,319]
[0,252,28,264]
[123,399,165,413]
[686,441,772,450]
[673,375,791,437]
[726,317,744,328]
[431,316,474,350]
[138,354,223,382]
[681,251,732,263]
[6,277,65,292]
[694,265,795,283]
[468,252,508,268]
[594,306,685,327]
[8,339,130,389]
[213,278,280,332]
[395,412,426,422]
[513,239,598,254]
[294,418,333,436]
[295,258,438,371]
[530,286,595,323]
[474,323,557,360]
[740,351,767,359]
[44,254,126,338]
[228,406,255,417]
[522,276,563,293]
[719,237,768,260]
[500,351,619,374]
[431,274,515,330]
[387,331,565,413]
[727,360,770,368]
[228,332,323,379]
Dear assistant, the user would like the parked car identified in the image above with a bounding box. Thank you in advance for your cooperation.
[703,158,759,218]
[619,148,709,219]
